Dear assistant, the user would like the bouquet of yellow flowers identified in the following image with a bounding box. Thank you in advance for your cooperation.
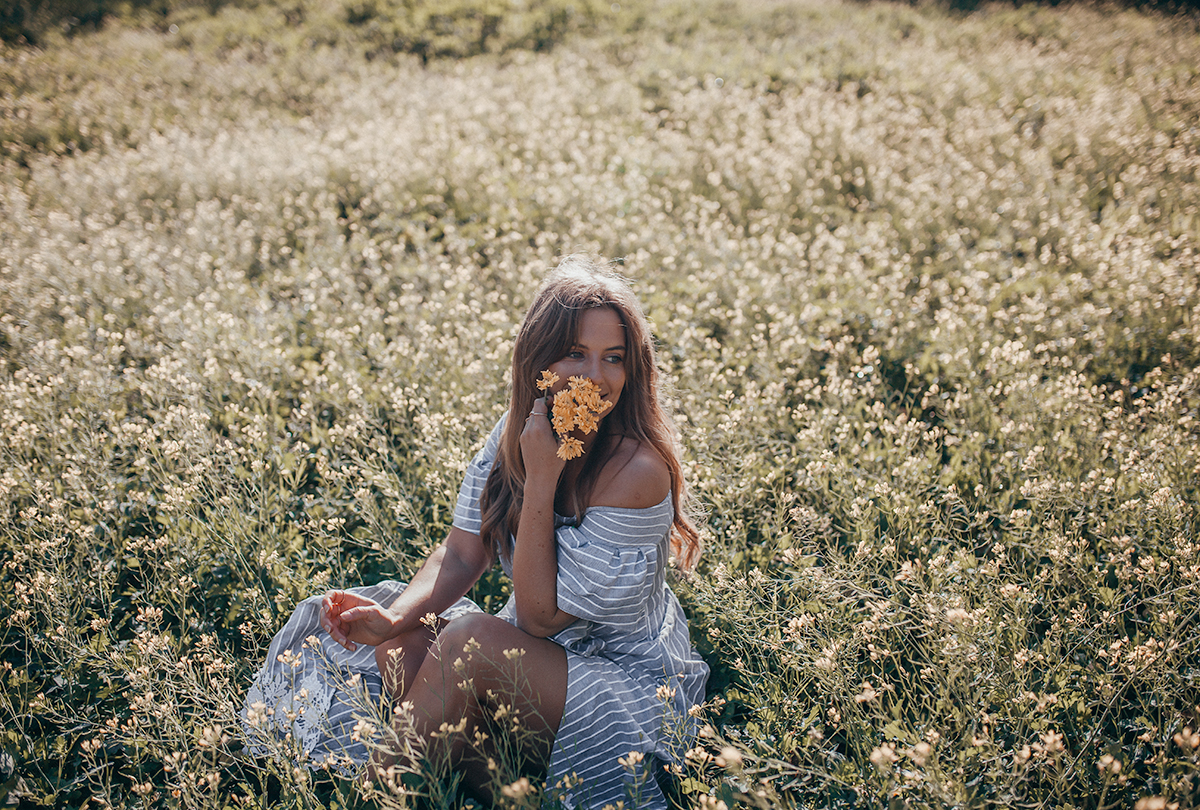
[536,370,614,460]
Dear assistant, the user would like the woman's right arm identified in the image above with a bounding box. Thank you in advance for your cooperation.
[321,526,494,651]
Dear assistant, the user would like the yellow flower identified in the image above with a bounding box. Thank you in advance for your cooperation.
[536,369,559,391]
[538,371,613,460]
[558,436,584,460]
[618,750,645,769]
[552,407,574,436]
[501,777,533,799]
[574,408,601,435]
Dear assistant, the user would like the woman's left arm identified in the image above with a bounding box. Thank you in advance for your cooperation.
[513,397,577,638]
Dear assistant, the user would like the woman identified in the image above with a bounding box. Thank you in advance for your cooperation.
[243,257,708,808]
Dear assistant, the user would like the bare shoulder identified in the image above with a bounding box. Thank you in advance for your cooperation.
[593,439,671,509]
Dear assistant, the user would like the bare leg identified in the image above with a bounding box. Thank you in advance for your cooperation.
[373,619,443,698]
[370,612,568,801]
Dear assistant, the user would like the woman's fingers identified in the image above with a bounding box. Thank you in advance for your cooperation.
[522,397,569,479]
[322,590,343,616]
[339,606,366,623]
[319,589,392,651]
[524,397,548,430]
[327,621,356,651]
[525,397,556,437]
[320,590,358,650]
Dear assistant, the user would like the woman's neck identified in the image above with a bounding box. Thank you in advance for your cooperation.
[555,426,633,517]
[555,429,606,516]
[555,457,585,516]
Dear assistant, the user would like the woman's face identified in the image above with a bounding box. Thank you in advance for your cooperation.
[546,306,627,416]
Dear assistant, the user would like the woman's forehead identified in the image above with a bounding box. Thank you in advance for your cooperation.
[573,307,626,344]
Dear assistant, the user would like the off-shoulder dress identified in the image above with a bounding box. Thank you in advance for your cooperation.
[243,414,709,809]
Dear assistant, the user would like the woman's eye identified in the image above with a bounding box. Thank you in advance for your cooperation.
[606,354,625,364]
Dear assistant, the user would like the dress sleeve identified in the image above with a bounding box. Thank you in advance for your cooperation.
[451,413,507,535]
[553,500,672,626]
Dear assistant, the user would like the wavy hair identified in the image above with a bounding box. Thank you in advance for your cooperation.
[478,255,701,570]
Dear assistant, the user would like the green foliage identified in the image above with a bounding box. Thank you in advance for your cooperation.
[1,0,124,44]
[1,0,1199,807]
[339,0,607,62]
[0,0,218,45]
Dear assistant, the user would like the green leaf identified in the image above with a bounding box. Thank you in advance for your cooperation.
[882,720,911,744]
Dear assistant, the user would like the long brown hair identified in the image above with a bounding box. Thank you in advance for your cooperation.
[478,255,701,570]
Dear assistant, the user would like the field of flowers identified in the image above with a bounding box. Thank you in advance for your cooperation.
[1,0,1199,807]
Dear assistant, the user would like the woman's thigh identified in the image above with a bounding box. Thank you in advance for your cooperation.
[428,612,569,744]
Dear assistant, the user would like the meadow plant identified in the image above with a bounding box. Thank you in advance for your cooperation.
[1,0,1198,807]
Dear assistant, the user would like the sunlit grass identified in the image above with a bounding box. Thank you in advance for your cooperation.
[1,0,1198,807]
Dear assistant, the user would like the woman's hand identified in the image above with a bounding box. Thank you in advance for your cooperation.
[521,396,567,487]
[320,590,397,651]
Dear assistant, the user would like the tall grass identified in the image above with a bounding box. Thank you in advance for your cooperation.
[1,0,1198,807]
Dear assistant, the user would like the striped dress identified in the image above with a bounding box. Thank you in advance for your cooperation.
[242,415,709,808]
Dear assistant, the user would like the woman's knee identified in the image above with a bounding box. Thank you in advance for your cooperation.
[435,613,541,682]
[435,613,500,661]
